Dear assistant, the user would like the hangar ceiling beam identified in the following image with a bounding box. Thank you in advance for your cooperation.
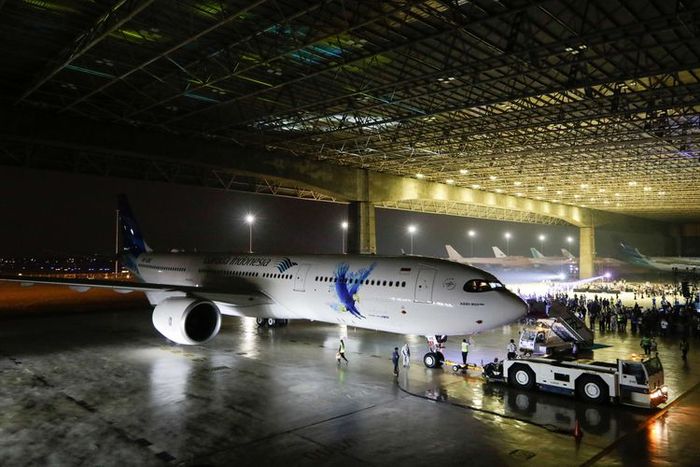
[59,0,269,113]
[0,109,670,234]
[125,0,423,122]
[151,1,549,128]
[16,0,156,104]
[194,6,700,135]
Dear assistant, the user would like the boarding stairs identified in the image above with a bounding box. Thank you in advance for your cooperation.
[547,302,594,349]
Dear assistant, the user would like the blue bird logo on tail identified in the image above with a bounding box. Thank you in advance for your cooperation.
[332,262,376,319]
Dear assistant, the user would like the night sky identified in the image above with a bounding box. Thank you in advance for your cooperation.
[0,167,670,259]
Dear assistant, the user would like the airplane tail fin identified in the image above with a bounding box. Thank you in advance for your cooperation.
[492,246,507,258]
[619,242,650,266]
[118,194,151,258]
[530,248,545,258]
[445,245,464,260]
[561,248,576,259]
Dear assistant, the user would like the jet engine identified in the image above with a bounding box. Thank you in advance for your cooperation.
[152,297,221,345]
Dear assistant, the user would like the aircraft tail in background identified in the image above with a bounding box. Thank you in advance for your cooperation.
[530,248,545,259]
[445,245,465,261]
[561,248,576,259]
[618,242,652,266]
[492,246,507,258]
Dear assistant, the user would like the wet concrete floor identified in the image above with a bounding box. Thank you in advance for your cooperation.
[1,306,700,466]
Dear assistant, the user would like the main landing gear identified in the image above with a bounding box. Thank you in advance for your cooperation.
[423,335,447,368]
[256,317,289,328]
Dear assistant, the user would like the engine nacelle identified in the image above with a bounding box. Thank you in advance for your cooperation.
[152,297,221,345]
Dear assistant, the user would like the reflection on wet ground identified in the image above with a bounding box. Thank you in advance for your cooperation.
[1,307,700,466]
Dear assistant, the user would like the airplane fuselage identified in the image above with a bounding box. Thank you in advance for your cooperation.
[133,253,527,336]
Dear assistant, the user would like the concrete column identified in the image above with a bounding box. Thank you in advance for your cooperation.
[347,201,376,254]
[579,226,596,279]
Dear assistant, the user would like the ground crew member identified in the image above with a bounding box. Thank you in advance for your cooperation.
[338,339,348,365]
[392,347,400,376]
[401,343,411,367]
[507,339,517,359]
[640,335,651,355]
[461,338,470,365]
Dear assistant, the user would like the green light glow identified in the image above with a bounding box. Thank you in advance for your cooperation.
[114,28,164,43]
[22,0,77,13]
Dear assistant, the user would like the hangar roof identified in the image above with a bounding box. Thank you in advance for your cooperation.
[1,0,699,222]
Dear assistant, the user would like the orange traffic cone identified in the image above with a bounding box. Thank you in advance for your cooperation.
[573,419,584,439]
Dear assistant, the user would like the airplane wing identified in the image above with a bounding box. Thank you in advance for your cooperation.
[0,275,267,300]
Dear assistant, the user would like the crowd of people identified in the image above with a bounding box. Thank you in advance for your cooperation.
[572,280,681,301]
[525,281,700,342]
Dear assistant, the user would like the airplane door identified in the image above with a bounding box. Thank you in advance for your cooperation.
[293,264,311,292]
[414,268,436,303]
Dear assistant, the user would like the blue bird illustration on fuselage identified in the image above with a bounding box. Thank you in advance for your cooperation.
[333,262,376,319]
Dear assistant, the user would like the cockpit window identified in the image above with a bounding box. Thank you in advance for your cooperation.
[463,280,504,292]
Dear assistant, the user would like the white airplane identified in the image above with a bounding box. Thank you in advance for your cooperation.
[0,196,527,368]
[620,243,700,272]
[444,245,532,268]
[529,248,574,266]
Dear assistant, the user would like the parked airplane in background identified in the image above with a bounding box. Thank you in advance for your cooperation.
[620,243,700,272]
[0,196,527,369]
[529,248,574,267]
[445,245,532,268]
[561,249,576,260]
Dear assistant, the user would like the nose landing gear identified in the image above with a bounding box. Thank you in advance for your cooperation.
[424,335,447,368]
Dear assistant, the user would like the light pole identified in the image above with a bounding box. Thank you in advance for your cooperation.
[504,231,511,255]
[538,234,546,255]
[114,208,120,275]
[564,235,574,275]
[468,229,476,257]
[341,221,348,254]
[245,214,255,254]
[566,236,574,248]
[407,225,417,255]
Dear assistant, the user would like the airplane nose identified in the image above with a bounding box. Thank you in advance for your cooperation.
[503,289,528,322]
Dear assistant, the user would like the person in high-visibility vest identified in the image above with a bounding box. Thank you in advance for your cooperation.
[461,338,470,365]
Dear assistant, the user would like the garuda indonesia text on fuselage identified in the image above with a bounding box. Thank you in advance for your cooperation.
[0,196,527,367]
